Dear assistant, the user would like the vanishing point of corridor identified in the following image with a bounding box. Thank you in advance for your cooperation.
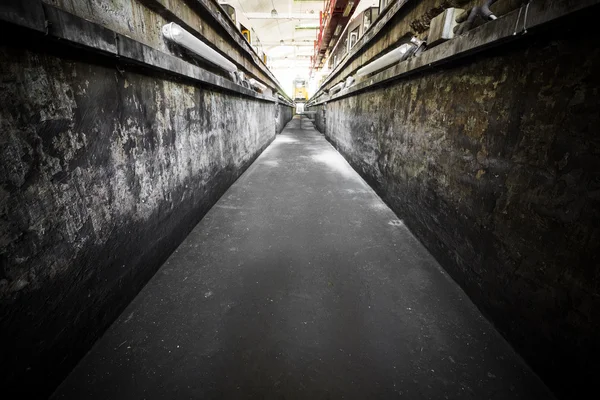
[54,117,550,399]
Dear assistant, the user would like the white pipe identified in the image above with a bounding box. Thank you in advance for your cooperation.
[356,42,415,77]
[248,78,267,93]
[162,22,237,72]
[329,81,345,95]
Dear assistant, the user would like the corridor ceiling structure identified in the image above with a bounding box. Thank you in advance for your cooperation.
[221,0,325,96]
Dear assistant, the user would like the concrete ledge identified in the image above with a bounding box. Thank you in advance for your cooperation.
[44,4,117,55]
[310,0,600,106]
[0,1,294,106]
[116,33,275,102]
[138,0,286,97]
[0,0,45,32]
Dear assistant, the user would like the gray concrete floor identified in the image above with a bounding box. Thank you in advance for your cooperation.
[53,116,553,399]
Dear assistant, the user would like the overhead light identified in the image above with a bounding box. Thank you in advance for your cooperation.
[333,25,342,36]
[162,22,237,72]
[271,9,278,17]
[295,24,319,30]
[343,1,354,17]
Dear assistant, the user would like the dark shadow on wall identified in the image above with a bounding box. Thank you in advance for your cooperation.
[317,14,600,400]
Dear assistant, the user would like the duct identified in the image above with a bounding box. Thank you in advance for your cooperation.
[162,22,237,73]
[428,8,464,46]
[356,37,423,77]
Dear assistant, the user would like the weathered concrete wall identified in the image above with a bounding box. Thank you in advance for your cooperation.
[313,105,326,135]
[319,21,600,400]
[0,38,289,397]
[277,104,293,134]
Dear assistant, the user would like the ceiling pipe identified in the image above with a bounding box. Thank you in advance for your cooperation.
[162,22,237,73]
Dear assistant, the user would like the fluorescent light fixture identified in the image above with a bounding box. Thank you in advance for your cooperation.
[162,22,237,72]
[329,81,345,94]
[295,24,319,30]
[356,42,415,77]
[343,1,354,17]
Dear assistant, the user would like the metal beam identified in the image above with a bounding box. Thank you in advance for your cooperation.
[259,42,315,46]
[245,13,320,20]
[268,54,313,59]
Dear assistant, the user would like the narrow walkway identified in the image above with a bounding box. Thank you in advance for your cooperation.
[54,116,552,399]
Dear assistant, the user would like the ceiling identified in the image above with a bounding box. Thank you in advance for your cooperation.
[220,0,325,96]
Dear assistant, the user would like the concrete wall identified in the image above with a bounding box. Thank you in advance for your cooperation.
[0,1,292,396]
[313,105,326,135]
[317,17,600,399]
[277,104,294,134]
[0,42,285,398]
